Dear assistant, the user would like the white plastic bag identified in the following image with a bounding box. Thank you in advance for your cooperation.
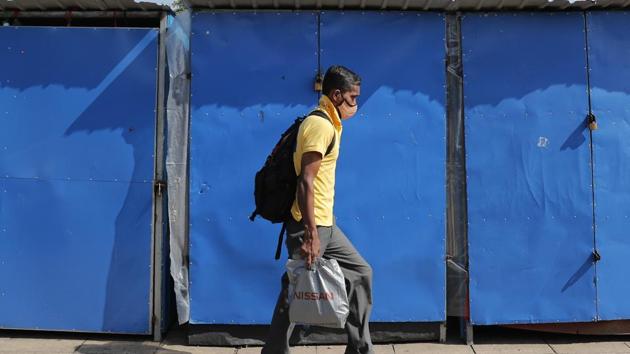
[286,258,349,328]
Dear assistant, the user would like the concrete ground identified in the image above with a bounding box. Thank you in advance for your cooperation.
[2,325,630,354]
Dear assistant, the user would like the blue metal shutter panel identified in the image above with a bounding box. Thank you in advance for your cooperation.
[320,12,447,322]
[463,13,597,325]
[188,12,318,324]
[0,27,158,333]
[587,11,630,321]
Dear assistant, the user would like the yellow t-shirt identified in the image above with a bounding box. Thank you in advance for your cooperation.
[291,95,343,227]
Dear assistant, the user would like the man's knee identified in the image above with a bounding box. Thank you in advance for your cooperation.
[359,262,372,283]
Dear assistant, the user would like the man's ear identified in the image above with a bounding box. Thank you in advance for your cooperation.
[330,89,342,105]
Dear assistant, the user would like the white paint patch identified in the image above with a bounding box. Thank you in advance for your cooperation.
[537,136,550,148]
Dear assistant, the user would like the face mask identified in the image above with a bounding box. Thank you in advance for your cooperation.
[338,98,358,120]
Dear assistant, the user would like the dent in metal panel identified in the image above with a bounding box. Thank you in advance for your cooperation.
[463,13,597,325]
[587,11,630,321]
[320,11,446,322]
[188,11,317,324]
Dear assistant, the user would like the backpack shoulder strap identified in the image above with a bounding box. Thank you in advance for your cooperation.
[308,109,329,121]
[275,223,286,260]
[307,110,336,156]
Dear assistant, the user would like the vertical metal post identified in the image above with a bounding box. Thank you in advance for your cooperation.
[466,320,474,345]
[439,322,447,343]
[582,11,600,321]
[446,12,471,343]
[152,11,169,342]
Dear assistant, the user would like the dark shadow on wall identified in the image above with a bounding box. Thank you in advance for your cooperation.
[561,254,595,293]
[186,11,450,326]
[189,12,318,111]
[1,27,148,91]
[560,117,589,151]
[189,12,447,113]
[462,13,589,108]
[1,26,159,333]
[63,31,158,333]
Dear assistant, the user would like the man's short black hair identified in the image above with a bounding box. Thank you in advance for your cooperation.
[322,65,361,96]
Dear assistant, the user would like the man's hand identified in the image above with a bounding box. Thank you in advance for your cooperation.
[300,226,321,268]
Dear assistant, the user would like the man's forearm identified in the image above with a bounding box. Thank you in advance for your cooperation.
[297,177,317,233]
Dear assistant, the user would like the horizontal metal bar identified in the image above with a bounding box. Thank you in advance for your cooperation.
[0,10,166,18]
[182,0,630,10]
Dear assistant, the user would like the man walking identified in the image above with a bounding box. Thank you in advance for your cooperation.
[262,65,374,354]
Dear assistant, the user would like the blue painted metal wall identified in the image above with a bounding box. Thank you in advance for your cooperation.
[6,10,630,331]
[588,11,630,321]
[320,12,446,322]
[463,13,597,325]
[0,27,158,333]
[188,12,318,324]
[188,11,446,324]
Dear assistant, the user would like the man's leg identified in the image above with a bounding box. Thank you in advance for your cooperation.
[261,271,295,354]
[262,220,333,354]
[323,224,374,354]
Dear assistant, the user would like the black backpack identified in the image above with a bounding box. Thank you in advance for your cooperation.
[249,110,335,259]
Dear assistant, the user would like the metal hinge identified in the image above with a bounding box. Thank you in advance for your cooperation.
[593,249,601,262]
[154,180,167,197]
[587,113,598,131]
[314,72,323,92]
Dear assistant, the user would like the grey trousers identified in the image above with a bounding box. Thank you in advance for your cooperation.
[262,218,374,354]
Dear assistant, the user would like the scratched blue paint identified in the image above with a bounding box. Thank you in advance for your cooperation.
[188,12,318,324]
[587,11,630,321]
[320,11,446,322]
[0,27,157,333]
[463,13,597,325]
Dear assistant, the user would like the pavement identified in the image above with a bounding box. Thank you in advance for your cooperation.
[2,325,630,354]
